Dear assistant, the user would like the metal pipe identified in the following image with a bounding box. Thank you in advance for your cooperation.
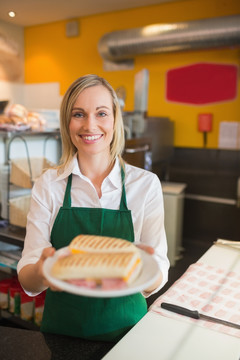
[98,15,240,62]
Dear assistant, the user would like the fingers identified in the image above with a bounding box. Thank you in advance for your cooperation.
[43,278,61,292]
[136,244,154,255]
[41,247,56,261]
[41,247,62,292]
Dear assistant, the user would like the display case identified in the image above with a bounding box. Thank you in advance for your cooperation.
[0,130,61,329]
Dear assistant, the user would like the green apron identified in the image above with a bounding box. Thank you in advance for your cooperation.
[41,168,147,341]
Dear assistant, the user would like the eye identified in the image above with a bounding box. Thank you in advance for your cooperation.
[72,111,84,118]
[98,111,107,117]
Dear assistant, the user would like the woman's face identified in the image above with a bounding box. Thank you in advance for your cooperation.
[69,85,114,159]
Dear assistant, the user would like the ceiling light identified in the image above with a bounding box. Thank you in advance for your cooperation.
[8,11,16,18]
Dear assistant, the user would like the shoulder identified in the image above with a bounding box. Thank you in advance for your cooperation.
[125,163,158,181]
[124,163,159,184]
[33,167,67,195]
[37,167,59,184]
[31,167,68,210]
[123,164,164,209]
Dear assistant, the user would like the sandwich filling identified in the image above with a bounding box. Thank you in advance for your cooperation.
[51,251,142,290]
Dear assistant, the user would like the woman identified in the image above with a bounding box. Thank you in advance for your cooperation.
[17,74,169,341]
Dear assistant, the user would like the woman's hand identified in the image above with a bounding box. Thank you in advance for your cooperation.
[18,246,61,293]
[38,247,61,291]
[136,243,163,295]
[136,243,154,255]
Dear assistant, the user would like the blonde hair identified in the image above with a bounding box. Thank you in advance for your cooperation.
[58,74,125,172]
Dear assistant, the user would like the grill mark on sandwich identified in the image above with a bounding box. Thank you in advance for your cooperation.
[70,235,133,252]
[97,237,132,250]
[96,237,113,250]
[80,235,96,248]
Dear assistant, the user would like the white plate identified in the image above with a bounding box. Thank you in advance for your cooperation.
[43,247,160,298]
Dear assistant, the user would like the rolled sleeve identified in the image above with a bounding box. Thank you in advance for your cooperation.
[17,174,54,274]
[138,175,170,297]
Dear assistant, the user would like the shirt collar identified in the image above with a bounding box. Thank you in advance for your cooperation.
[55,153,81,181]
[107,157,122,189]
[56,154,123,189]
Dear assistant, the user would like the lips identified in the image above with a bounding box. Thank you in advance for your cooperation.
[80,134,102,141]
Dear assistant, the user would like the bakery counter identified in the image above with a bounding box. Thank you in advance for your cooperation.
[0,326,115,360]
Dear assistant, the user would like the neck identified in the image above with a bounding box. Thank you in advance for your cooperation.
[77,153,114,197]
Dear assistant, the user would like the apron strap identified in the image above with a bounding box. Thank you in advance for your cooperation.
[120,166,128,211]
[63,168,128,211]
[63,174,72,208]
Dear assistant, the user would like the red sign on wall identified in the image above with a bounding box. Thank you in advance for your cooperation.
[166,63,238,105]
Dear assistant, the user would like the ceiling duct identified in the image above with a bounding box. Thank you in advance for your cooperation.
[98,15,240,62]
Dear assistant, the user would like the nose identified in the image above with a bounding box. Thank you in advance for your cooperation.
[83,113,96,130]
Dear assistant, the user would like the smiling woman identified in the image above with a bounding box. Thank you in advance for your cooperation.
[17,74,169,342]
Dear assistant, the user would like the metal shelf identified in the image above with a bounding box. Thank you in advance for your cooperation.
[0,129,60,164]
[0,309,40,331]
[0,226,25,247]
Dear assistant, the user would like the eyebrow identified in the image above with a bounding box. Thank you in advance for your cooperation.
[72,106,111,111]
[96,106,111,110]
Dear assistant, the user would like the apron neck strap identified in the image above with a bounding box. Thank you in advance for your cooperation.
[63,168,128,210]
[63,174,72,208]
[120,166,128,211]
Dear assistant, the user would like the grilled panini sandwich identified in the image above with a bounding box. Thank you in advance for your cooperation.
[51,235,142,290]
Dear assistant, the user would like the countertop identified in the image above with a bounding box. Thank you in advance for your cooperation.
[0,326,115,360]
[103,244,240,360]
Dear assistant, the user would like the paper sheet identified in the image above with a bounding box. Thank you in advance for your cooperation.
[151,262,240,338]
[218,121,240,149]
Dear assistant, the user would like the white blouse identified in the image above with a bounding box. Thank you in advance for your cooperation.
[17,155,170,297]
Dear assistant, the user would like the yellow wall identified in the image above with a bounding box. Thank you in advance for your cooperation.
[24,0,240,148]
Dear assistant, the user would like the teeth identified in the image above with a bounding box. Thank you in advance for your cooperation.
[82,135,101,141]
